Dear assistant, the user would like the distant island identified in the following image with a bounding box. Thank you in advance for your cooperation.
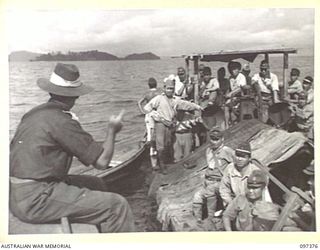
[9,51,42,61]
[124,52,160,60]
[9,50,160,61]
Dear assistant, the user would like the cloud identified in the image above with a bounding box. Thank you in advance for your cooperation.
[6,9,314,56]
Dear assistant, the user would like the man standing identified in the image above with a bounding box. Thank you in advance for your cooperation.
[10,63,135,232]
[252,60,280,123]
[144,78,202,174]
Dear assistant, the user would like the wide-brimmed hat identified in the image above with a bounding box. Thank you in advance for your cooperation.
[37,63,93,97]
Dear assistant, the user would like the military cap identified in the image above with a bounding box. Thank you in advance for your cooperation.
[290,68,300,76]
[203,66,212,75]
[303,76,313,85]
[260,60,269,69]
[247,169,268,188]
[235,141,251,156]
[303,160,314,176]
[209,126,223,140]
[228,61,241,71]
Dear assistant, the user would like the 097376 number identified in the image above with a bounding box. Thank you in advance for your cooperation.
[300,244,318,248]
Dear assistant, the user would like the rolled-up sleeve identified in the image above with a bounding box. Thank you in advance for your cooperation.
[223,197,238,221]
[175,99,201,111]
[219,172,233,206]
[51,118,103,166]
[144,96,159,113]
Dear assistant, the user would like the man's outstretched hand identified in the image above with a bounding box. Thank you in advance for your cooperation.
[109,109,124,133]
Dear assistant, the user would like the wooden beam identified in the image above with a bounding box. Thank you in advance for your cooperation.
[61,217,72,233]
[193,56,199,105]
[283,53,289,99]
[272,190,300,231]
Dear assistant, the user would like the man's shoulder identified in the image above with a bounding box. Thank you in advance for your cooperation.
[220,145,235,155]
[270,72,279,79]
[237,72,246,80]
[224,162,236,174]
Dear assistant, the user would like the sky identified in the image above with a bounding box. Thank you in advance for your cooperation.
[5,8,314,56]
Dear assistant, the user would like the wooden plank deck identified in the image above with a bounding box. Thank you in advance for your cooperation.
[9,212,99,234]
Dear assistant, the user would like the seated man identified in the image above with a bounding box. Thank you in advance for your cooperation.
[199,66,224,129]
[241,63,252,86]
[174,67,193,100]
[287,68,303,100]
[10,63,135,233]
[144,78,202,174]
[223,170,280,231]
[192,127,234,222]
[137,77,162,142]
[219,141,272,207]
[224,61,247,127]
[289,91,313,138]
[302,76,314,105]
[283,160,315,231]
[252,60,280,123]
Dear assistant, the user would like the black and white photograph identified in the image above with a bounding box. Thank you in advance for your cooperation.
[3,7,317,240]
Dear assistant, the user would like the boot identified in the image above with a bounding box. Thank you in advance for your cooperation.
[206,196,217,219]
[192,203,203,223]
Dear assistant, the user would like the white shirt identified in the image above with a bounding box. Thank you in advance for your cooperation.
[252,72,279,94]
[174,76,190,99]
[229,72,247,91]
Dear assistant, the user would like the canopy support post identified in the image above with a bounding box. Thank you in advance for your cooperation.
[264,53,269,63]
[185,58,190,78]
[283,53,289,99]
[193,56,199,105]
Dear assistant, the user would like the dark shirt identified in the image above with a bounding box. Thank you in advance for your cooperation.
[10,100,103,179]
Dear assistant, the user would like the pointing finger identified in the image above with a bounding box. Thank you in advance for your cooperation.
[117,109,125,120]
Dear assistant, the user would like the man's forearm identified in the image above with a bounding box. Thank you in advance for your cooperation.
[222,216,232,231]
[95,126,117,170]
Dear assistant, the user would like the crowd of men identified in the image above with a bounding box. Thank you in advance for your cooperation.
[138,60,314,174]
[9,61,314,233]
[138,61,315,231]
[193,127,314,231]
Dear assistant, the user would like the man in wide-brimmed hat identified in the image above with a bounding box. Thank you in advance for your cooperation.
[10,63,135,232]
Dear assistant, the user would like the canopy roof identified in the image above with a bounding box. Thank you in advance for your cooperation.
[184,48,297,62]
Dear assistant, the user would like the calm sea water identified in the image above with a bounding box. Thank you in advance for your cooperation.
[9,54,314,231]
